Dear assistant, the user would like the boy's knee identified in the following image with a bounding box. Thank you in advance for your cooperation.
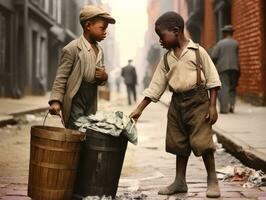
[191,142,215,157]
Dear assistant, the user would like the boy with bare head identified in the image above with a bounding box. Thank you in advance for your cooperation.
[130,11,221,198]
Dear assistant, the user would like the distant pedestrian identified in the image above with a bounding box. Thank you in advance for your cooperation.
[142,70,150,90]
[212,25,240,113]
[130,12,221,198]
[115,74,121,93]
[48,5,115,128]
[121,59,138,105]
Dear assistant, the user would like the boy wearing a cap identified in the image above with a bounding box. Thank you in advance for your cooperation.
[48,5,115,128]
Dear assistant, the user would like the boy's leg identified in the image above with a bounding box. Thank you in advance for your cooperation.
[229,70,240,113]
[202,151,221,198]
[158,155,188,195]
[132,85,137,102]
[218,72,230,113]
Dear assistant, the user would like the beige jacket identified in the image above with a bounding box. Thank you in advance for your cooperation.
[49,36,104,124]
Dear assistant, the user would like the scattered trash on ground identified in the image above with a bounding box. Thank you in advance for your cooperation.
[25,114,42,122]
[15,113,43,124]
[83,195,112,200]
[82,191,148,200]
[217,165,266,188]
[116,191,147,200]
[213,135,226,153]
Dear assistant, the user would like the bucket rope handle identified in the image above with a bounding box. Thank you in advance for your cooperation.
[43,111,65,127]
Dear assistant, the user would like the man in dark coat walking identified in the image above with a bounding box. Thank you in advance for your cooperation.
[121,59,138,105]
[212,25,240,113]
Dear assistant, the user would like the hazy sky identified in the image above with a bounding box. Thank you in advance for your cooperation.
[106,0,148,66]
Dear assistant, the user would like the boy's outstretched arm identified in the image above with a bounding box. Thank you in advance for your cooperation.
[206,87,219,124]
[129,97,151,122]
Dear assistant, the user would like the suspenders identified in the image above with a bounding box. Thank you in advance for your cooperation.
[195,44,202,86]
[163,44,203,86]
[163,51,170,72]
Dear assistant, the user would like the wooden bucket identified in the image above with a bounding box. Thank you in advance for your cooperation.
[28,126,85,200]
[73,129,128,199]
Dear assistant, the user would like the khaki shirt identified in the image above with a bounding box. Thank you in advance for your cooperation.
[143,40,221,102]
[81,35,104,82]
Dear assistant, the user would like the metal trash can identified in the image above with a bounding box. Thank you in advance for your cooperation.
[73,129,128,199]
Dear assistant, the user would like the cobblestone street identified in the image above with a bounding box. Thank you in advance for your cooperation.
[0,93,266,199]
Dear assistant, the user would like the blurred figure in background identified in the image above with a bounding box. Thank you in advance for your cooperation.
[121,59,138,105]
[142,70,151,90]
[212,25,240,113]
[115,74,122,93]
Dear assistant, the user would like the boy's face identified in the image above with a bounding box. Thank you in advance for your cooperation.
[86,20,109,42]
[155,25,179,49]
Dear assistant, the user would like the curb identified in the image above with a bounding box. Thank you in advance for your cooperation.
[8,106,49,117]
[0,115,16,127]
[213,127,266,173]
[0,106,49,127]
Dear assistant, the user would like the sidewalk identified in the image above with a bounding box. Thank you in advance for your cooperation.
[0,94,49,126]
[159,91,266,172]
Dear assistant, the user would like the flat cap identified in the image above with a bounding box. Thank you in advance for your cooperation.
[80,5,115,24]
[222,24,234,32]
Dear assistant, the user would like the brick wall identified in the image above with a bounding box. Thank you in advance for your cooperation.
[201,0,216,51]
[232,0,265,105]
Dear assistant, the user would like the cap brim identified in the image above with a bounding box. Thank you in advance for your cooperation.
[99,13,116,24]
[222,29,234,32]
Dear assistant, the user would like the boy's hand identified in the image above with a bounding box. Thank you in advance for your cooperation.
[95,67,108,82]
[129,97,151,122]
[206,105,218,124]
[49,101,61,115]
[129,108,142,122]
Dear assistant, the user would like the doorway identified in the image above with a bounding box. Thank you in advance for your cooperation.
[214,1,231,41]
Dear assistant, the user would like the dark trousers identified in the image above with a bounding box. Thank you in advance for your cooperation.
[166,85,215,156]
[67,81,97,129]
[218,70,240,113]
[126,84,136,105]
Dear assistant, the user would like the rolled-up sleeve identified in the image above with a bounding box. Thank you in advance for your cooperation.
[143,57,168,102]
[199,47,221,89]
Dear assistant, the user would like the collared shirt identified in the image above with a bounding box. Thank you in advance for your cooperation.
[143,39,221,102]
[81,35,104,82]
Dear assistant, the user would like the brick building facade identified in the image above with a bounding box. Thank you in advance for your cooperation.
[232,0,265,105]
[198,0,266,105]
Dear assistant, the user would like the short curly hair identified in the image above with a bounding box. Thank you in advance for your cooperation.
[155,11,184,32]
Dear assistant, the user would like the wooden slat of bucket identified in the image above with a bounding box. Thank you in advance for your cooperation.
[31,136,80,166]
[31,126,85,142]
[28,185,72,200]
